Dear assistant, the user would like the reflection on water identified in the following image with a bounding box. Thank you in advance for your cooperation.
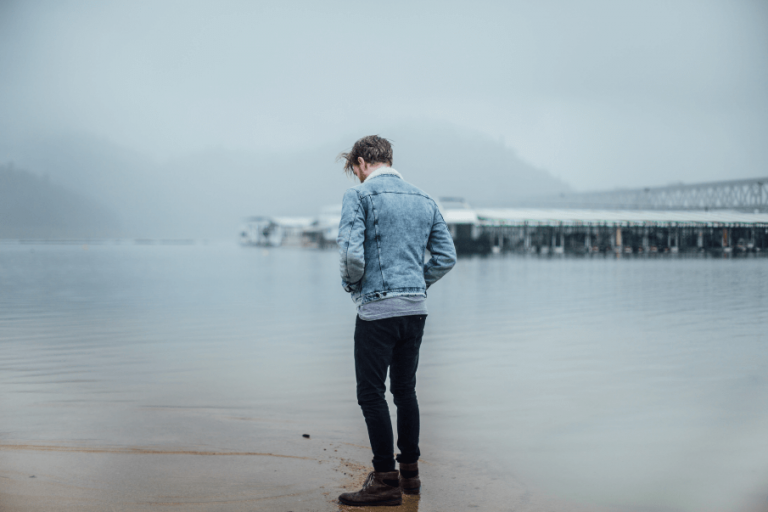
[1,242,767,511]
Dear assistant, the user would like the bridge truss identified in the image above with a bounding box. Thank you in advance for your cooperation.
[542,177,768,212]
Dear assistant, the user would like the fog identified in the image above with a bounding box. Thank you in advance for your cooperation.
[1,0,767,237]
[3,4,768,511]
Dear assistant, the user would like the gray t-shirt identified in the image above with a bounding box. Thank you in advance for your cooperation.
[357,296,427,321]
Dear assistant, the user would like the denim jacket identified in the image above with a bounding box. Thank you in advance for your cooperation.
[337,167,457,305]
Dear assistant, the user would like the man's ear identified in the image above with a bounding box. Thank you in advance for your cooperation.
[357,156,366,169]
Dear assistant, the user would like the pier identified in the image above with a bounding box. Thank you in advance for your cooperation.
[466,208,768,255]
[439,177,768,255]
[242,207,768,255]
[240,178,768,255]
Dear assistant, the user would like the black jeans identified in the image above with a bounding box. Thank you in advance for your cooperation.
[354,314,426,472]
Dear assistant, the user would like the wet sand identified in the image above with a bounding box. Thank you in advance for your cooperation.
[0,399,614,512]
[0,439,351,511]
[0,432,617,512]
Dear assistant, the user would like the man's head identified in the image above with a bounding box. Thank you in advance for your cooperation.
[338,135,393,182]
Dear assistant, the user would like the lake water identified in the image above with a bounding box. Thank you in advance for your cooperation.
[1,242,767,511]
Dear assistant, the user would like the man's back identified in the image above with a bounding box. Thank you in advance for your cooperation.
[337,168,456,306]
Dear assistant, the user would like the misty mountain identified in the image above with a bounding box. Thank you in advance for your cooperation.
[1,133,177,237]
[1,123,570,238]
[0,163,121,238]
[382,122,571,205]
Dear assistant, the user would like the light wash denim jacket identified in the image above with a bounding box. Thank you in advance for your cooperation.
[337,168,457,305]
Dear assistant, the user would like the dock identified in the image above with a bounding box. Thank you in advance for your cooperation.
[440,177,768,255]
[468,208,768,255]
[240,178,768,255]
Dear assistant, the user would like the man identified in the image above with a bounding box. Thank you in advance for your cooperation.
[336,135,457,506]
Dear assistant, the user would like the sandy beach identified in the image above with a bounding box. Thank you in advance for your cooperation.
[0,423,603,512]
[3,438,767,512]
[0,429,610,512]
[0,390,614,512]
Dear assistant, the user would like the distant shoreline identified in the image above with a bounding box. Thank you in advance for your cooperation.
[0,238,200,245]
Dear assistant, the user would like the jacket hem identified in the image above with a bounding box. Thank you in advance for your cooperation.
[358,288,427,306]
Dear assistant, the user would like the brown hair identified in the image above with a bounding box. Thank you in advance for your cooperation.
[338,135,393,177]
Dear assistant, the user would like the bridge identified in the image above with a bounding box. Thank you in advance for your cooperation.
[524,177,768,212]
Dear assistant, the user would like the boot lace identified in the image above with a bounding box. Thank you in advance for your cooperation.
[361,471,376,490]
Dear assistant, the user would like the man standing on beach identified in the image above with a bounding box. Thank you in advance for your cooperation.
[336,135,457,507]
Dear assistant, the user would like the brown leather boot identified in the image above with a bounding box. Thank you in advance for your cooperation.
[399,462,420,495]
[338,470,402,507]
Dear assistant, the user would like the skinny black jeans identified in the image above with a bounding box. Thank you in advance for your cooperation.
[354,314,426,473]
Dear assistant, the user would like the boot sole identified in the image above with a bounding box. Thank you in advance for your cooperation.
[338,496,402,507]
[402,486,420,495]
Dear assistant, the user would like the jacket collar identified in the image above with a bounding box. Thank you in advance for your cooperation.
[365,166,402,182]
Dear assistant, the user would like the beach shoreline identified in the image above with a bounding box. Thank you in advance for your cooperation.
[0,430,620,512]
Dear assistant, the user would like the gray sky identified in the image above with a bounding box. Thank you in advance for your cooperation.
[1,0,767,191]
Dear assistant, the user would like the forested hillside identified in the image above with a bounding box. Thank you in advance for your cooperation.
[0,163,121,238]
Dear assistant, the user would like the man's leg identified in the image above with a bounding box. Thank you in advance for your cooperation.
[390,315,426,465]
[354,315,398,472]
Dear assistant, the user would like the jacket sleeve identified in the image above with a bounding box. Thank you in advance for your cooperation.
[423,207,457,288]
[337,189,366,293]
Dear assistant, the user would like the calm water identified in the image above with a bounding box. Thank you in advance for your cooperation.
[1,242,767,511]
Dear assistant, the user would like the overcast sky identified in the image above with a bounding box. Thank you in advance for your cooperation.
[1,0,767,191]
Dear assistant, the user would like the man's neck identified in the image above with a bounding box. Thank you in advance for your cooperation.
[359,163,390,183]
